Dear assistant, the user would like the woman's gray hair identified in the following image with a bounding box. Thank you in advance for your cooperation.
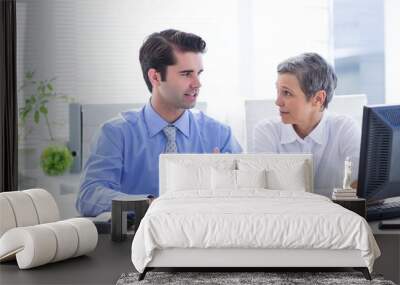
[277,53,337,109]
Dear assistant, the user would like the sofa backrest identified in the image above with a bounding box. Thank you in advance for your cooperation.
[0,189,60,238]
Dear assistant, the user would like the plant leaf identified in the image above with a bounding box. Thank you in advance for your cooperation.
[25,71,33,80]
[39,106,48,114]
[37,81,45,95]
[34,110,40,123]
[20,109,30,122]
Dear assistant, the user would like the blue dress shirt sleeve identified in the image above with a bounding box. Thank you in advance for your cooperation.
[220,125,242,153]
[76,123,130,216]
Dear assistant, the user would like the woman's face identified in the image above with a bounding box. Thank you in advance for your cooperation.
[275,73,318,125]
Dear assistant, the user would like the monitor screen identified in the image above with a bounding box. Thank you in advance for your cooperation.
[357,105,400,220]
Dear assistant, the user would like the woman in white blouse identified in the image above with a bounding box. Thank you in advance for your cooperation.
[253,53,360,197]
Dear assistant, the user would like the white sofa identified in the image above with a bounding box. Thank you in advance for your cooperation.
[0,188,98,269]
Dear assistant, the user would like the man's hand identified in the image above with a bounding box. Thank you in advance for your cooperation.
[213,147,220,153]
[148,197,156,205]
[351,180,358,189]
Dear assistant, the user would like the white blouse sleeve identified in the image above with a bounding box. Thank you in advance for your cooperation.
[338,117,362,181]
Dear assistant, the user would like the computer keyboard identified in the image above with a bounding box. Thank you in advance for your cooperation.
[367,200,400,221]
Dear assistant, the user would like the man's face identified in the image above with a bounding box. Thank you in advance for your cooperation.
[275,73,316,125]
[158,50,203,110]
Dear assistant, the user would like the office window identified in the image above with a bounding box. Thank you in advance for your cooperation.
[333,0,385,104]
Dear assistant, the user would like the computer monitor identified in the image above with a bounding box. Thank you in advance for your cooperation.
[357,105,400,220]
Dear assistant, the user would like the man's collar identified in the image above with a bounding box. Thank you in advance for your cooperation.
[280,112,327,145]
[144,101,190,138]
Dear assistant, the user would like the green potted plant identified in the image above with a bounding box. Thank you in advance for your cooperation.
[18,71,73,176]
[40,145,73,176]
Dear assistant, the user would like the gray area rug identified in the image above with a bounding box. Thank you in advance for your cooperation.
[116,271,396,285]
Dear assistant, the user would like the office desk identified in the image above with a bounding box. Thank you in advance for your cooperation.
[369,218,400,285]
[0,234,134,285]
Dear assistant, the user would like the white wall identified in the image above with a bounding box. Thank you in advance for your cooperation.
[384,0,400,104]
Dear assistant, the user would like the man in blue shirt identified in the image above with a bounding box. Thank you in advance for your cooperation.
[76,29,242,216]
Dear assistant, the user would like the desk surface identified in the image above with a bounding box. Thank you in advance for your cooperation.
[0,234,134,285]
[2,221,399,285]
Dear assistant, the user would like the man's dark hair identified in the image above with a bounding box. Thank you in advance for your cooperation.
[139,29,207,92]
[277,53,337,109]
